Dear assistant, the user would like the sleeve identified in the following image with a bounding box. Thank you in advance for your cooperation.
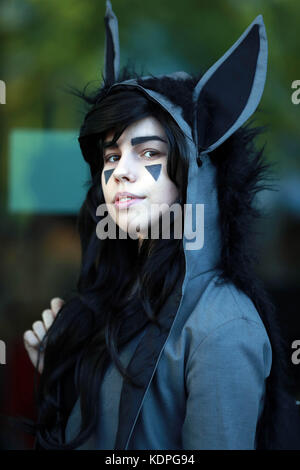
[182,317,272,450]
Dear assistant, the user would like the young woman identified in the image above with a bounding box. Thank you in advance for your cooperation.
[23,2,300,450]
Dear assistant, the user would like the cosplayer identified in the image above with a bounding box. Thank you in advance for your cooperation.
[23,1,300,449]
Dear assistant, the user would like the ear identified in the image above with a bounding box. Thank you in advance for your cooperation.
[104,0,120,84]
[193,15,268,155]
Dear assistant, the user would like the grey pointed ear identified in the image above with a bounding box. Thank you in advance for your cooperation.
[104,0,120,84]
[193,15,268,155]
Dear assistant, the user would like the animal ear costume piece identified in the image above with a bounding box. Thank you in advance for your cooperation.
[104,0,120,84]
[145,164,162,181]
[193,15,268,156]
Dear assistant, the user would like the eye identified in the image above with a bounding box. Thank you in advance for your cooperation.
[104,150,160,163]
[104,154,120,163]
[143,150,160,159]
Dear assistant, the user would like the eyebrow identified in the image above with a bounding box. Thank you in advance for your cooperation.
[103,135,168,149]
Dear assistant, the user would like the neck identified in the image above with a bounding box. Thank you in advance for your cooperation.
[138,237,143,252]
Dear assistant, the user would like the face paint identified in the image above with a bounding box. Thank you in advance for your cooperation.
[104,169,114,184]
[145,164,162,181]
[101,116,179,240]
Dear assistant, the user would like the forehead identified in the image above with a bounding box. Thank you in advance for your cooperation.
[104,116,166,143]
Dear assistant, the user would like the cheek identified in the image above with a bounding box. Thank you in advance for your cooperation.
[158,179,178,204]
[101,171,118,220]
[101,170,112,201]
[149,167,178,204]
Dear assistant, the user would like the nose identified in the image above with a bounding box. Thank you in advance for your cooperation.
[113,153,137,183]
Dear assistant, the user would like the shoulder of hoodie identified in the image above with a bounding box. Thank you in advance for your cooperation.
[181,272,272,355]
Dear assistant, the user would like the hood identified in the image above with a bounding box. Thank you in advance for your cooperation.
[78,0,268,288]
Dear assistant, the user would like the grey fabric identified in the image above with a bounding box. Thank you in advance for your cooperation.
[131,275,271,450]
[65,272,271,450]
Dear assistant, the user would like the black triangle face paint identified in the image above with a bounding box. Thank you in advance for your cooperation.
[145,164,162,181]
[104,169,114,184]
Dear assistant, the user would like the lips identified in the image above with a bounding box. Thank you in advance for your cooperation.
[114,192,145,210]
[114,192,144,203]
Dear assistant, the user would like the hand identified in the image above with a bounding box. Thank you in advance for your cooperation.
[23,297,65,374]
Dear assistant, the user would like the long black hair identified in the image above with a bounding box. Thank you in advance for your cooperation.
[30,71,190,450]
[9,64,300,450]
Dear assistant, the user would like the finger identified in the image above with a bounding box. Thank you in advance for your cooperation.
[32,320,46,342]
[23,330,40,348]
[50,297,65,316]
[42,309,55,329]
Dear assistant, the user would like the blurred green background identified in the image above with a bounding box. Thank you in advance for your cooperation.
[0,0,300,448]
